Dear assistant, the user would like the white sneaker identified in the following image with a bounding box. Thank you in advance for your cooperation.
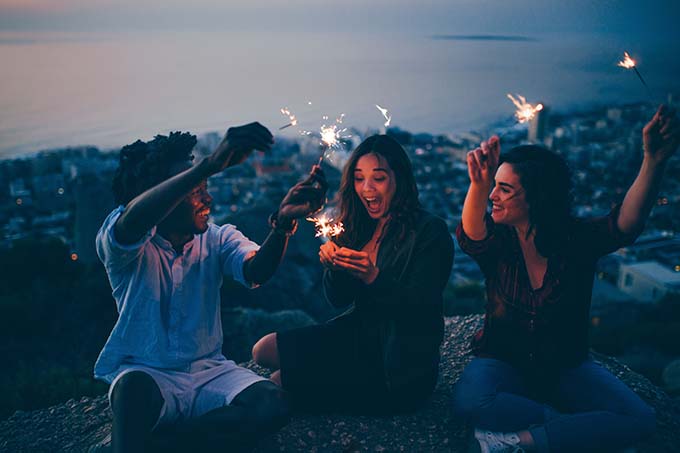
[474,429,524,453]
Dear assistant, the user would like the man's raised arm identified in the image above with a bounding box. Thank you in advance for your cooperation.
[115,123,273,245]
[243,165,328,285]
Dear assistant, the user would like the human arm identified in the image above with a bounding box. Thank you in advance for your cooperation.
[243,165,328,285]
[618,105,680,235]
[115,122,274,245]
[319,241,364,308]
[461,136,500,240]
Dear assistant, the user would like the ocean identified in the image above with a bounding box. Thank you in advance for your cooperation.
[1,29,678,158]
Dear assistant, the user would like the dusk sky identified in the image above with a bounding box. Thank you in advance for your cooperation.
[1,0,678,36]
[2,0,679,156]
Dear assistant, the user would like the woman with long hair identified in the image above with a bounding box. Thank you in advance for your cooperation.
[253,134,454,413]
[452,105,679,452]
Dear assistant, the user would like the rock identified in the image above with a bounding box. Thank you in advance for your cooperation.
[662,359,680,395]
[1,315,678,452]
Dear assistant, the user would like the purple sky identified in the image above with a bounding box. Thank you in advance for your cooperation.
[1,0,678,37]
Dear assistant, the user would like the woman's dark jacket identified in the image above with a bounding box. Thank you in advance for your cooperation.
[323,209,455,402]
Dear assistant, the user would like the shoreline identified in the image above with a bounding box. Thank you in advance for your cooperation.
[0,99,658,162]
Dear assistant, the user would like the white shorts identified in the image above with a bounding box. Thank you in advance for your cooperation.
[107,357,267,428]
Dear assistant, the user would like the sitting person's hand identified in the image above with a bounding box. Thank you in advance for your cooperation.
[278,165,328,223]
[643,105,680,166]
[319,240,345,270]
[466,135,500,189]
[332,247,379,284]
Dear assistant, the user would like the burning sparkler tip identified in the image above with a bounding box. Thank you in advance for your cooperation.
[506,93,543,124]
[618,51,636,69]
[307,215,345,238]
[279,107,298,130]
[376,104,392,128]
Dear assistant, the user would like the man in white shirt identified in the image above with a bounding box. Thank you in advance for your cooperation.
[95,122,327,452]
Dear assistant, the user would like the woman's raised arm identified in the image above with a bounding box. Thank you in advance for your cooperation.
[618,105,680,235]
[461,136,500,240]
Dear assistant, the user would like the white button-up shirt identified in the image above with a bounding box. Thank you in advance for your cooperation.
[94,206,259,382]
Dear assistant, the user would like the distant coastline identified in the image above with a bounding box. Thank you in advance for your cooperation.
[431,34,537,42]
[0,101,656,163]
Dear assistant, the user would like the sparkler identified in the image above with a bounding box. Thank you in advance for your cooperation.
[306,214,344,239]
[279,108,298,130]
[316,113,350,164]
[375,104,392,128]
[506,94,543,124]
[617,51,653,99]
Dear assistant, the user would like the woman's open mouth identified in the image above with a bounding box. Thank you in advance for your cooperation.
[364,196,382,214]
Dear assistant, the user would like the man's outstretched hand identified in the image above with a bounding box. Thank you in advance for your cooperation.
[278,165,328,222]
[206,122,274,174]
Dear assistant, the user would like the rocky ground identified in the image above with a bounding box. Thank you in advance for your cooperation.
[2,315,679,452]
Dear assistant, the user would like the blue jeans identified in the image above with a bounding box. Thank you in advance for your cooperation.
[451,357,656,452]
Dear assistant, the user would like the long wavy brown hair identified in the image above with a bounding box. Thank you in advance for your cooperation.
[500,145,574,257]
[335,134,421,249]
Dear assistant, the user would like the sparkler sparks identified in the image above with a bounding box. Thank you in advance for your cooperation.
[506,94,544,124]
[311,113,351,165]
[320,125,341,148]
[617,51,636,69]
[375,104,392,128]
[617,51,653,98]
[279,107,298,130]
[306,215,344,238]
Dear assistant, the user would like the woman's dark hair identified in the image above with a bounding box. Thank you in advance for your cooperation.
[112,132,197,205]
[335,134,421,248]
[500,145,573,257]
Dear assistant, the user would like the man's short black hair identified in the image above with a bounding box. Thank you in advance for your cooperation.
[112,132,197,205]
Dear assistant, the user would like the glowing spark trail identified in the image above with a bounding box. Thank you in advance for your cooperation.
[306,215,344,238]
[314,113,350,164]
[279,108,298,130]
[617,51,653,98]
[617,51,636,69]
[506,94,543,124]
[375,104,392,127]
[320,125,340,148]
[320,114,347,148]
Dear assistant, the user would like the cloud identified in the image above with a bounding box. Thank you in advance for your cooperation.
[431,34,537,42]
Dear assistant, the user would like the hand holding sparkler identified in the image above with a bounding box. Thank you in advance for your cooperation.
[277,165,328,223]
[320,242,379,284]
[319,241,340,269]
[643,105,680,166]
[466,135,500,189]
[207,122,273,173]
[331,247,379,284]
[617,105,679,236]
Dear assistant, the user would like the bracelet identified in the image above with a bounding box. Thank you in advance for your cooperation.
[268,210,298,237]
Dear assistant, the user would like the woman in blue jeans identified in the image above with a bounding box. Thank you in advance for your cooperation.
[452,105,679,452]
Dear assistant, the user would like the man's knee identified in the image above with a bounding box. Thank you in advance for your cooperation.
[252,333,278,369]
[248,382,291,430]
[111,371,163,416]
